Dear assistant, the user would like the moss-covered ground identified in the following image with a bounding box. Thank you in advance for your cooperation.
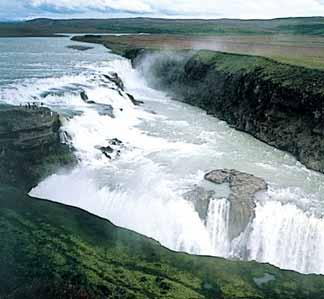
[1,185,324,298]
[71,34,324,70]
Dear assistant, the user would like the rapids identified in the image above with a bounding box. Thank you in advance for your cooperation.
[1,37,324,274]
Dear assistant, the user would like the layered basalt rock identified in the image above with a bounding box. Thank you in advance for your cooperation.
[134,50,324,173]
[0,104,75,191]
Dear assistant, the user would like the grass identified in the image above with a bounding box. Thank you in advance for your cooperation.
[2,17,324,37]
[3,17,324,69]
[72,34,324,70]
[1,184,324,298]
[194,50,324,94]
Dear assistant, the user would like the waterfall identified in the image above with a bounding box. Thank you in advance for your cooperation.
[206,199,231,257]
[247,201,324,274]
[8,37,324,276]
[204,195,324,274]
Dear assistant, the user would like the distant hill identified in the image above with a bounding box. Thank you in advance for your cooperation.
[1,17,324,37]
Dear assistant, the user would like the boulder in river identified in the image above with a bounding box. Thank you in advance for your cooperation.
[103,72,125,91]
[127,93,144,106]
[66,45,94,51]
[205,169,268,240]
[80,91,89,102]
[97,138,124,160]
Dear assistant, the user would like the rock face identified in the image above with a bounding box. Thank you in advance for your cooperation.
[205,169,267,240]
[183,186,216,222]
[138,50,324,173]
[0,104,75,191]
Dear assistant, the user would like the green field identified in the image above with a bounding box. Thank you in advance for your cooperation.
[2,17,324,37]
[72,33,324,70]
[2,17,324,69]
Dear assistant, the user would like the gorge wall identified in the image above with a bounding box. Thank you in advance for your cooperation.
[0,104,75,191]
[132,50,324,173]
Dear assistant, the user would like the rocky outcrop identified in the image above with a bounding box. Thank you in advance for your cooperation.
[96,138,123,160]
[103,72,125,91]
[127,92,144,106]
[0,104,75,191]
[135,50,324,173]
[66,45,94,51]
[183,186,217,222]
[184,169,267,240]
[205,169,267,240]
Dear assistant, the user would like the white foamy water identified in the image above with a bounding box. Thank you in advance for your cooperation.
[206,199,231,256]
[2,37,324,275]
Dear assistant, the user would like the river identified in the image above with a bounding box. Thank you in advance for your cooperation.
[1,36,324,275]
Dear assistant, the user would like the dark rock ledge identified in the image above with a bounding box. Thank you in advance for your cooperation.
[0,104,76,191]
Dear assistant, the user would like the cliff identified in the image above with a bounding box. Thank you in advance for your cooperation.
[0,104,75,191]
[133,50,324,173]
[2,184,324,299]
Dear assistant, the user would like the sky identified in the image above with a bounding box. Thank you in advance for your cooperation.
[1,0,324,21]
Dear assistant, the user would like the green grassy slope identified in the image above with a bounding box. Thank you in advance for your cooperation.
[1,185,324,299]
[2,17,324,36]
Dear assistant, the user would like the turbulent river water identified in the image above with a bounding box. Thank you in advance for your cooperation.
[1,37,324,275]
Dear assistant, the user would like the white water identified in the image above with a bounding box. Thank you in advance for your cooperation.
[2,37,324,275]
[206,199,231,257]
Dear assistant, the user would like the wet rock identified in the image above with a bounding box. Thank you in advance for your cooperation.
[205,169,267,240]
[103,73,124,91]
[66,45,94,51]
[93,103,114,117]
[183,186,216,223]
[109,138,123,146]
[98,145,114,156]
[127,93,144,106]
[146,109,157,115]
[80,91,89,102]
[0,104,76,191]
[97,138,124,160]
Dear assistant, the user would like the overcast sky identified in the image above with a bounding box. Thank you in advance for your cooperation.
[1,0,324,21]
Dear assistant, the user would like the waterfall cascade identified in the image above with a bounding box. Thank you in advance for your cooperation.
[2,37,324,275]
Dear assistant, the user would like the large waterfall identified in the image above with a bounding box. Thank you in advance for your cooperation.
[2,37,324,275]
